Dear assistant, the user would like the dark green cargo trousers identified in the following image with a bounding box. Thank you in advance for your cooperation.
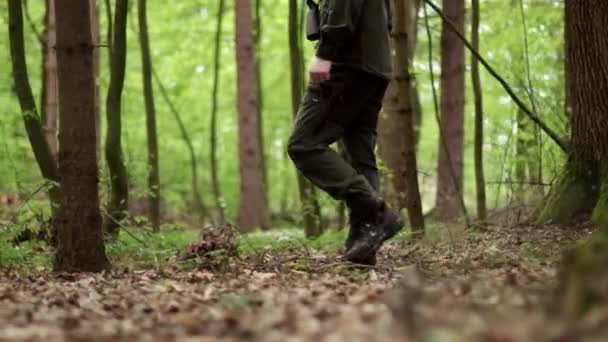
[287,66,389,200]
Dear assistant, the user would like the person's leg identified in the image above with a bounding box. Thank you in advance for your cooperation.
[341,77,386,252]
[287,67,379,201]
[341,118,381,192]
[288,67,402,264]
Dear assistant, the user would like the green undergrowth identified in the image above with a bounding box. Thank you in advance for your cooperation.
[0,220,458,270]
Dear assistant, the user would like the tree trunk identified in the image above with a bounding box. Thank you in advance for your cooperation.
[515,109,530,202]
[543,0,608,318]
[434,0,465,222]
[104,0,129,238]
[91,0,102,160]
[153,70,211,224]
[210,0,227,224]
[379,0,425,235]
[53,0,110,272]
[254,0,269,220]
[8,0,61,219]
[42,0,59,161]
[235,0,270,232]
[289,0,322,238]
[137,0,160,232]
[471,0,486,222]
[104,0,113,67]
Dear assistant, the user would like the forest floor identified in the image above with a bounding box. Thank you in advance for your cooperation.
[1,218,607,341]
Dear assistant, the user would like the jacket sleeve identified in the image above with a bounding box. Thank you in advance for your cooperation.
[316,0,364,61]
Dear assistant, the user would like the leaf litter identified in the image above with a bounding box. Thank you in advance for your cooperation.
[1,223,608,341]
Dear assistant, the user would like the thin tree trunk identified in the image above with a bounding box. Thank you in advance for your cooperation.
[235,0,270,231]
[104,0,129,238]
[210,0,227,224]
[137,0,160,232]
[388,0,425,235]
[515,108,529,202]
[434,0,466,222]
[53,0,110,272]
[43,0,59,161]
[153,69,210,223]
[471,0,486,222]
[254,0,269,218]
[289,0,322,238]
[91,0,102,160]
[104,0,113,67]
[518,0,544,203]
[8,0,61,218]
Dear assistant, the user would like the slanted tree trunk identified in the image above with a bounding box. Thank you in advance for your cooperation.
[384,0,425,235]
[542,0,608,318]
[471,0,486,221]
[104,0,129,238]
[235,0,270,231]
[8,0,61,219]
[153,70,211,224]
[137,0,160,232]
[289,0,322,238]
[210,0,227,224]
[434,0,465,222]
[53,0,110,272]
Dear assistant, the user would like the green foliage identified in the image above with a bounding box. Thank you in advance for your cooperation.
[0,239,51,269]
[0,0,567,223]
[237,228,347,255]
[106,228,198,268]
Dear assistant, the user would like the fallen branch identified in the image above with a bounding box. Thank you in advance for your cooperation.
[422,0,569,153]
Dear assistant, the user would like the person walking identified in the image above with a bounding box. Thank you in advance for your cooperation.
[287,0,403,265]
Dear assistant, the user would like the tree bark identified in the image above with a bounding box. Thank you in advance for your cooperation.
[42,0,59,161]
[379,0,421,210]
[289,0,322,238]
[434,0,466,222]
[8,0,61,219]
[235,0,270,231]
[53,0,110,272]
[104,0,129,238]
[384,0,424,237]
[91,0,102,160]
[471,0,486,222]
[210,0,227,224]
[137,0,161,232]
[254,0,269,218]
[542,0,608,318]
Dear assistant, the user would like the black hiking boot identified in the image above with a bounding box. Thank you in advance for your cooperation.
[345,221,377,265]
[344,201,403,265]
[344,194,380,265]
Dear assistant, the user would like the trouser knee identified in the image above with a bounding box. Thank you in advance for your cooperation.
[287,134,306,165]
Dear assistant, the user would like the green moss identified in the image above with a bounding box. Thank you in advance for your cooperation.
[591,162,608,228]
[537,161,597,224]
